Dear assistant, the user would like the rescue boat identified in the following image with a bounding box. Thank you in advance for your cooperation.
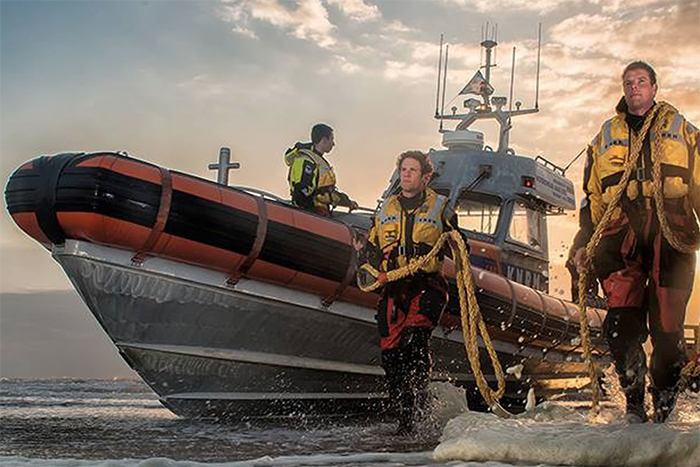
[4,32,609,419]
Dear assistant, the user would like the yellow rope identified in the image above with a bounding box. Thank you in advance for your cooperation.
[650,108,700,253]
[577,101,700,410]
[358,230,509,415]
[648,105,700,392]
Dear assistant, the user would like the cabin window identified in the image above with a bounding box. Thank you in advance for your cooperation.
[453,192,501,236]
[508,201,544,250]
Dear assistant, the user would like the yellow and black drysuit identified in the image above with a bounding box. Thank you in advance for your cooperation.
[284,142,353,216]
[572,98,700,422]
[358,187,459,434]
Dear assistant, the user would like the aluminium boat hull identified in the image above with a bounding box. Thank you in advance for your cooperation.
[55,239,603,419]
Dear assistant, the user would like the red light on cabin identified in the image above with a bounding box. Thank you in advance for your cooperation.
[522,176,535,188]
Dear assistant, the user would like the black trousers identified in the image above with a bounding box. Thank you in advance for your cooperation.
[604,306,686,392]
[595,209,693,393]
[381,327,432,431]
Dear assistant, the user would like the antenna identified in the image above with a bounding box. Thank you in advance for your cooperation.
[479,24,484,69]
[535,23,542,110]
[508,47,516,121]
[494,24,498,66]
[440,44,449,132]
[480,24,484,66]
[435,34,444,117]
[482,21,493,69]
[563,147,586,174]
[435,24,541,150]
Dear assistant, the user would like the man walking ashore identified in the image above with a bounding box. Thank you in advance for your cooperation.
[357,151,460,434]
[571,61,700,423]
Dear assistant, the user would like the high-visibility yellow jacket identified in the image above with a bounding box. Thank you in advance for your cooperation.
[582,100,700,235]
[284,142,352,215]
[365,188,454,275]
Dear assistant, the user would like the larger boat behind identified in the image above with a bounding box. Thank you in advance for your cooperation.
[4,33,609,420]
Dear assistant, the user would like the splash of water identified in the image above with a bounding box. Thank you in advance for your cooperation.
[434,369,700,467]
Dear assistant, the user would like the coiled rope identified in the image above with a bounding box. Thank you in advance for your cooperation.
[577,101,700,412]
[358,230,510,417]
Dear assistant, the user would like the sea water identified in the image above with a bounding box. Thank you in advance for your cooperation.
[0,377,698,467]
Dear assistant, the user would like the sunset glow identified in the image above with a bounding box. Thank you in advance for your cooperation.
[1,0,699,324]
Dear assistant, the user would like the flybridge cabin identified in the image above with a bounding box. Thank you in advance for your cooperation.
[429,139,575,294]
[382,26,576,294]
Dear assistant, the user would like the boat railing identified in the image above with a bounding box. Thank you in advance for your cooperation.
[534,155,565,176]
[232,186,289,204]
[346,205,376,215]
[231,186,377,215]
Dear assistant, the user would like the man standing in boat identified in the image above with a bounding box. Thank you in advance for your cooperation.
[571,61,700,422]
[357,150,458,435]
[284,123,358,216]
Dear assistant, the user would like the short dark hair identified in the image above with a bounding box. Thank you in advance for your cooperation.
[311,123,334,144]
[397,150,433,176]
[622,61,657,86]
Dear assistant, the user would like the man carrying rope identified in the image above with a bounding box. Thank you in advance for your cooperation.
[571,61,700,423]
[355,151,460,435]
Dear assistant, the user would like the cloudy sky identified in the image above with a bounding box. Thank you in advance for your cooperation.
[1,0,699,311]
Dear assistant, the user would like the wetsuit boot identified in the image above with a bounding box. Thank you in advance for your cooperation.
[620,348,648,423]
[623,381,648,423]
[381,347,407,434]
[604,308,649,422]
[382,336,416,436]
[650,385,679,423]
[395,366,415,436]
[393,327,434,435]
[410,329,432,427]
[649,332,687,423]
[649,362,684,423]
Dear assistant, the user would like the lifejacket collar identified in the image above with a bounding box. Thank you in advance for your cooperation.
[284,141,316,167]
[615,96,657,118]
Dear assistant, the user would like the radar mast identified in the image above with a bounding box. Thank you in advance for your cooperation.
[435,24,542,153]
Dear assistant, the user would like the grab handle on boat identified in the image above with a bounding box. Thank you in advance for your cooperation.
[227,193,268,286]
[321,223,359,307]
[132,167,173,265]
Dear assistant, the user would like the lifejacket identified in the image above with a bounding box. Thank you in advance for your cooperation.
[370,188,451,275]
[585,101,700,238]
[284,142,349,215]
